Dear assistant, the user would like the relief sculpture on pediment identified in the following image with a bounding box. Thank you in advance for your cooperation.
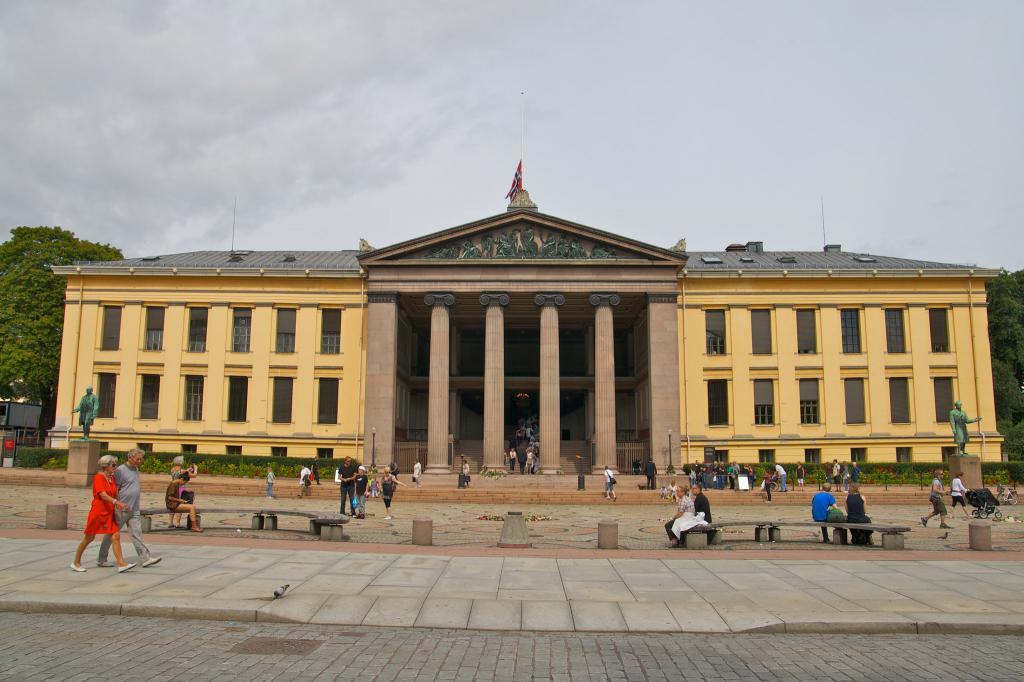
[424,227,620,260]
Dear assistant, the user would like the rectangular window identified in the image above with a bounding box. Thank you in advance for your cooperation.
[933,377,954,423]
[271,446,287,458]
[101,306,122,350]
[227,376,248,422]
[851,447,867,463]
[187,308,208,352]
[144,306,164,351]
[897,447,913,463]
[753,379,774,425]
[183,376,204,421]
[844,378,866,424]
[317,378,339,424]
[750,309,772,354]
[796,309,817,354]
[885,309,906,353]
[929,308,950,352]
[758,449,775,464]
[231,308,252,353]
[799,379,820,424]
[272,377,293,424]
[941,446,956,463]
[705,310,726,355]
[804,448,821,464]
[714,449,728,464]
[840,309,861,353]
[276,308,296,353]
[139,375,160,419]
[707,380,728,426]
[181,444,197,454]
[97,373,117,419]
[137,443,153,453]
[321,309,342,354]
[889,377,910,423]
[316,447,333,459]
[226,445,242,456]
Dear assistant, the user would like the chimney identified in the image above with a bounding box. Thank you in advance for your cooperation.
[745,241,763,253]
[725,243,746,252]
[824,244,841,253]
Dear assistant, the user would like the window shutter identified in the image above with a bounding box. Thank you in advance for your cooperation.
[317,378,339,424]
[796,309,816,353]
[799,379,819,402]
[277,308,296,335]
[889,378,910,423]
[322,309,341,335]
[146,307,164,332]
[101,306,122,350]
[929,308,949,352]
[844,378,865,424]
[753,379,773,406]
[751,309,772,354]
[272,377,293,423]
[933,377,953,423]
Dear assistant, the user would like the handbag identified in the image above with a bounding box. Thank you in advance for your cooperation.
[609,477,617,485]
[826,508,846,523]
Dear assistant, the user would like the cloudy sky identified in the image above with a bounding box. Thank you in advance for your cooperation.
[1,1,1021,268]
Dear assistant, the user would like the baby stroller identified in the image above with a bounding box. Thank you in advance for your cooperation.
[965,488,1002,520]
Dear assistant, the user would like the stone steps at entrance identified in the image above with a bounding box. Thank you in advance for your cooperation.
[1,468,935,505]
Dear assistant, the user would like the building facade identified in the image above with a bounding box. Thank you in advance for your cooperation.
[51,199,1003,469]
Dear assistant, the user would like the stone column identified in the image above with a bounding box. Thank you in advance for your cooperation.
[481,293,509,470]
[591,294,620,472]
[364,293,400,464]
[425,293,455,473]
[536,293,564,472]
[647,293,682,470]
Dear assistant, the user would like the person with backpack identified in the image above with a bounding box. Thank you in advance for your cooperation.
[299,465,311,497]
[380,469,406,520]
[603,465,617,501]
[354,466,368,519]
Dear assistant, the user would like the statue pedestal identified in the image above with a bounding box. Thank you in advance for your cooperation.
[66,440,101,488]
[948,454,982,490]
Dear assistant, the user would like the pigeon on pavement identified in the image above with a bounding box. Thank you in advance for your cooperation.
[273,584,290,599]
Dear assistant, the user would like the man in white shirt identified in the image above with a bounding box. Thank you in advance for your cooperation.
[774,463,787,492]
[950,471,970,519]
[299,465,312,497]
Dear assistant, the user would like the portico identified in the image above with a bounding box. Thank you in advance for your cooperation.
[359,207,684,474]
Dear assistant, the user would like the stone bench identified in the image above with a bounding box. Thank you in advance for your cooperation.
[672,520,911,550]
[139,508,349,537]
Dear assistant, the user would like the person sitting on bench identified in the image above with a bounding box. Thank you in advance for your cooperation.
[811,483,846,544]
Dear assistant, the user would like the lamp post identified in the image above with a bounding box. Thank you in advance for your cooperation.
[371,427,376,468]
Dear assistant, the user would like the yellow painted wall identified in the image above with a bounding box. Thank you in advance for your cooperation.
[677,272,1002,464]
[53,273,367,459]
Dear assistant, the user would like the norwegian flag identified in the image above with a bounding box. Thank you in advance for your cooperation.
[505,160,523,201]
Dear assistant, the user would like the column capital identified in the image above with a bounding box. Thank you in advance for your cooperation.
[589,293,620,307]
[424,293,455,307]
[479,292,510,307]
[368,292,399,304]
[534,293,565,307]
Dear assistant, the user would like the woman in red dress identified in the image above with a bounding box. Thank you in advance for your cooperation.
[71,454,135,573]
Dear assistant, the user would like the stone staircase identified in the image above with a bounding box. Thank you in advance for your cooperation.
[0,468,937,506]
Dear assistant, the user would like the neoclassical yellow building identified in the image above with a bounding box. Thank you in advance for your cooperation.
[51,198,1002,469]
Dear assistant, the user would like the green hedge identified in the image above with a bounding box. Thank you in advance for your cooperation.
[15,447,363,480]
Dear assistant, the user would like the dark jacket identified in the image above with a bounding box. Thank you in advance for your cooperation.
[694,492,712,523]
[644,460,657,477]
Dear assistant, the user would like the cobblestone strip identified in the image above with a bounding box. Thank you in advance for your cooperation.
[1,613,1023,681]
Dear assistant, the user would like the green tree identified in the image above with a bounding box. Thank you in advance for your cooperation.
[987,269,1024,458]
[0,227,122,430]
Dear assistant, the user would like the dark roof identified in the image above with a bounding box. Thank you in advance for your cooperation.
[685,250,974,271]
[73,250,361,270]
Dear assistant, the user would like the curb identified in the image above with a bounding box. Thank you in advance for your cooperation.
[1,597,1023,635]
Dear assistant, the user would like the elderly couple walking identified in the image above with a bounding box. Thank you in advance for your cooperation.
[70,449,162,572]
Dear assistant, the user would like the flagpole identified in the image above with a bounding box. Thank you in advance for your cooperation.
[521,90,526,187]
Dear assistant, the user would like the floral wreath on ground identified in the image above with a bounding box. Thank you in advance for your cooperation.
[477,513,552,522]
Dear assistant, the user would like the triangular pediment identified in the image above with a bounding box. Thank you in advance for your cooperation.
[358,210,686,266]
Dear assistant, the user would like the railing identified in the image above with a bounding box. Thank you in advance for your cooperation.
[615,441,650,473]
[394,441,427,473]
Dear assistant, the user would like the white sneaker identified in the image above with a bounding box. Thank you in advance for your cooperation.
[384,515,392,520]
[70,563,86,573]
[142,557,162,568]
[96,560,114,568]
[117,563,137,573]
